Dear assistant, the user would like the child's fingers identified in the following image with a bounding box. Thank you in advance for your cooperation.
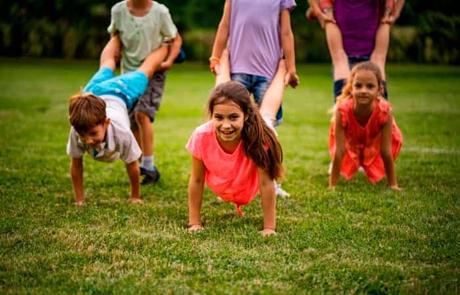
[260,228,277,237]
[74,200,85,206]
[128,198,144,204]
[188,224,204,232]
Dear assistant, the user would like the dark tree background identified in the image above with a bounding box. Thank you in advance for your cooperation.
[0,0,458,63]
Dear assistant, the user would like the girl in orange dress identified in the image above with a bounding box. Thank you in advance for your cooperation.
[329,61,402,189]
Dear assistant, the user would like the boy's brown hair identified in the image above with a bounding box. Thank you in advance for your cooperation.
[68,93,106,134]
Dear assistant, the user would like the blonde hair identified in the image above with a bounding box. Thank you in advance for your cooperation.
[208,81,284,180]
[68,93,106,134]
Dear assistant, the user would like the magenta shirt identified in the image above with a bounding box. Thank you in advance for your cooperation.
[228,0,296,79]
[186,122,260,210]
[334,0,381,57]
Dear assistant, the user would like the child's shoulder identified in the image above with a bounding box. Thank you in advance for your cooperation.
[193,121,214,135]
[111,1,127,12]
[376,97,392,113]
[153,1,172,14]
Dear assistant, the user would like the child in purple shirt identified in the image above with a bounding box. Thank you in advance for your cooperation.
[307,0,405,100]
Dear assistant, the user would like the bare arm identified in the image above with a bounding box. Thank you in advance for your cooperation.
[329,111,346,188]
[100,35,121,71]
[160,33,183,71]
[126,161,141,201]
[210,0,231,74]
[380,114,400,190]
[259,168,276,236]
[70,157,84,205]
[188,156,205,230]
[280,9,299,88]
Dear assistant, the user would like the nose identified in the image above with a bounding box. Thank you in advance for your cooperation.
[221,120,231,129]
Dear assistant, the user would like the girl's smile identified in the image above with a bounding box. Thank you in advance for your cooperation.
[212,100,246,145]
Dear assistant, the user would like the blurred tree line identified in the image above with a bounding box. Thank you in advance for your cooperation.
[1,0,459,64]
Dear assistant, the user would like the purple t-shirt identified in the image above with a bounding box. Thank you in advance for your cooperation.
[334,0,381,57]
[228,0,296,79]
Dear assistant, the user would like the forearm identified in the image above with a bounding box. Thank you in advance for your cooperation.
[70,159,84,202]
[382,151,398,187]
[126,161,140,200]
[188,180,204,226]
[261,184,276,230]
[211,25,229,60]
[281,30,296,75]
[164,34,182,65]
[329,151,344,187]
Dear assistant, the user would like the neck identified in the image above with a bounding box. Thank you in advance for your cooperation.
[353,98,375,124]
[128,0,151,14]
[217,137,240,154]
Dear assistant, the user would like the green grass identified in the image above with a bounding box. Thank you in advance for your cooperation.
[0,58,459,294]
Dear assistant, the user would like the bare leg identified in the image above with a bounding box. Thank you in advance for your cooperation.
[138,46,168,79]
[370,23,391,81]
[259,60,286,128]
[135,112,154,160]
[325,23,349,81]
[215,49,231,86]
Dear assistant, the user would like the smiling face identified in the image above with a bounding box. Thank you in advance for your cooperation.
[212,100,246,144]
[351,69,381,106]
[77,118,110,148]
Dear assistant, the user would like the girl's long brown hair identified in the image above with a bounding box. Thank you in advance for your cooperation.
[208,81,283,180]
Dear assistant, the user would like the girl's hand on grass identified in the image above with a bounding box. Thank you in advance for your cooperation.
[128,198,144,204]
[260,228,277,237]
[389,185,402,191]
[74,200,84,206]
[188,224,203,232]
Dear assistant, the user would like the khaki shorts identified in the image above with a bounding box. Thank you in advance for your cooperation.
[130,71,166,127]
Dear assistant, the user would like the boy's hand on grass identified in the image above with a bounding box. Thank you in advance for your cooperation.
[188,224,203,232]
[260,228,277,237]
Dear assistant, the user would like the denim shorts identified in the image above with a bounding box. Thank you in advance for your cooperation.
[231,73,283,125]
[84,67,148,110]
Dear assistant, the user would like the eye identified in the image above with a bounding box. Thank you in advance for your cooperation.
[354,82,362,88]
[213,114,223,120]
[366,83,375,89]
[229,114,240,121]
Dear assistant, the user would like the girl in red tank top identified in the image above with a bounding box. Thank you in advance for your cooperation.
[329,61,402,189]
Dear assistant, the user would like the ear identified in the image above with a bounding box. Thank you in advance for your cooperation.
[104,117,111,128]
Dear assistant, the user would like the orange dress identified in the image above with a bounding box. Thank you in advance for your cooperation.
[329,98,403,183]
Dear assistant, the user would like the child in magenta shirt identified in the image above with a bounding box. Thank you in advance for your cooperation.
[186,81,284,237]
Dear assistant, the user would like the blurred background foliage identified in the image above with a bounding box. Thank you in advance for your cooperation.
[0,0,458,64]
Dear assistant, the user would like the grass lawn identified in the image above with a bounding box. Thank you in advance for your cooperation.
[0,58,459,294]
